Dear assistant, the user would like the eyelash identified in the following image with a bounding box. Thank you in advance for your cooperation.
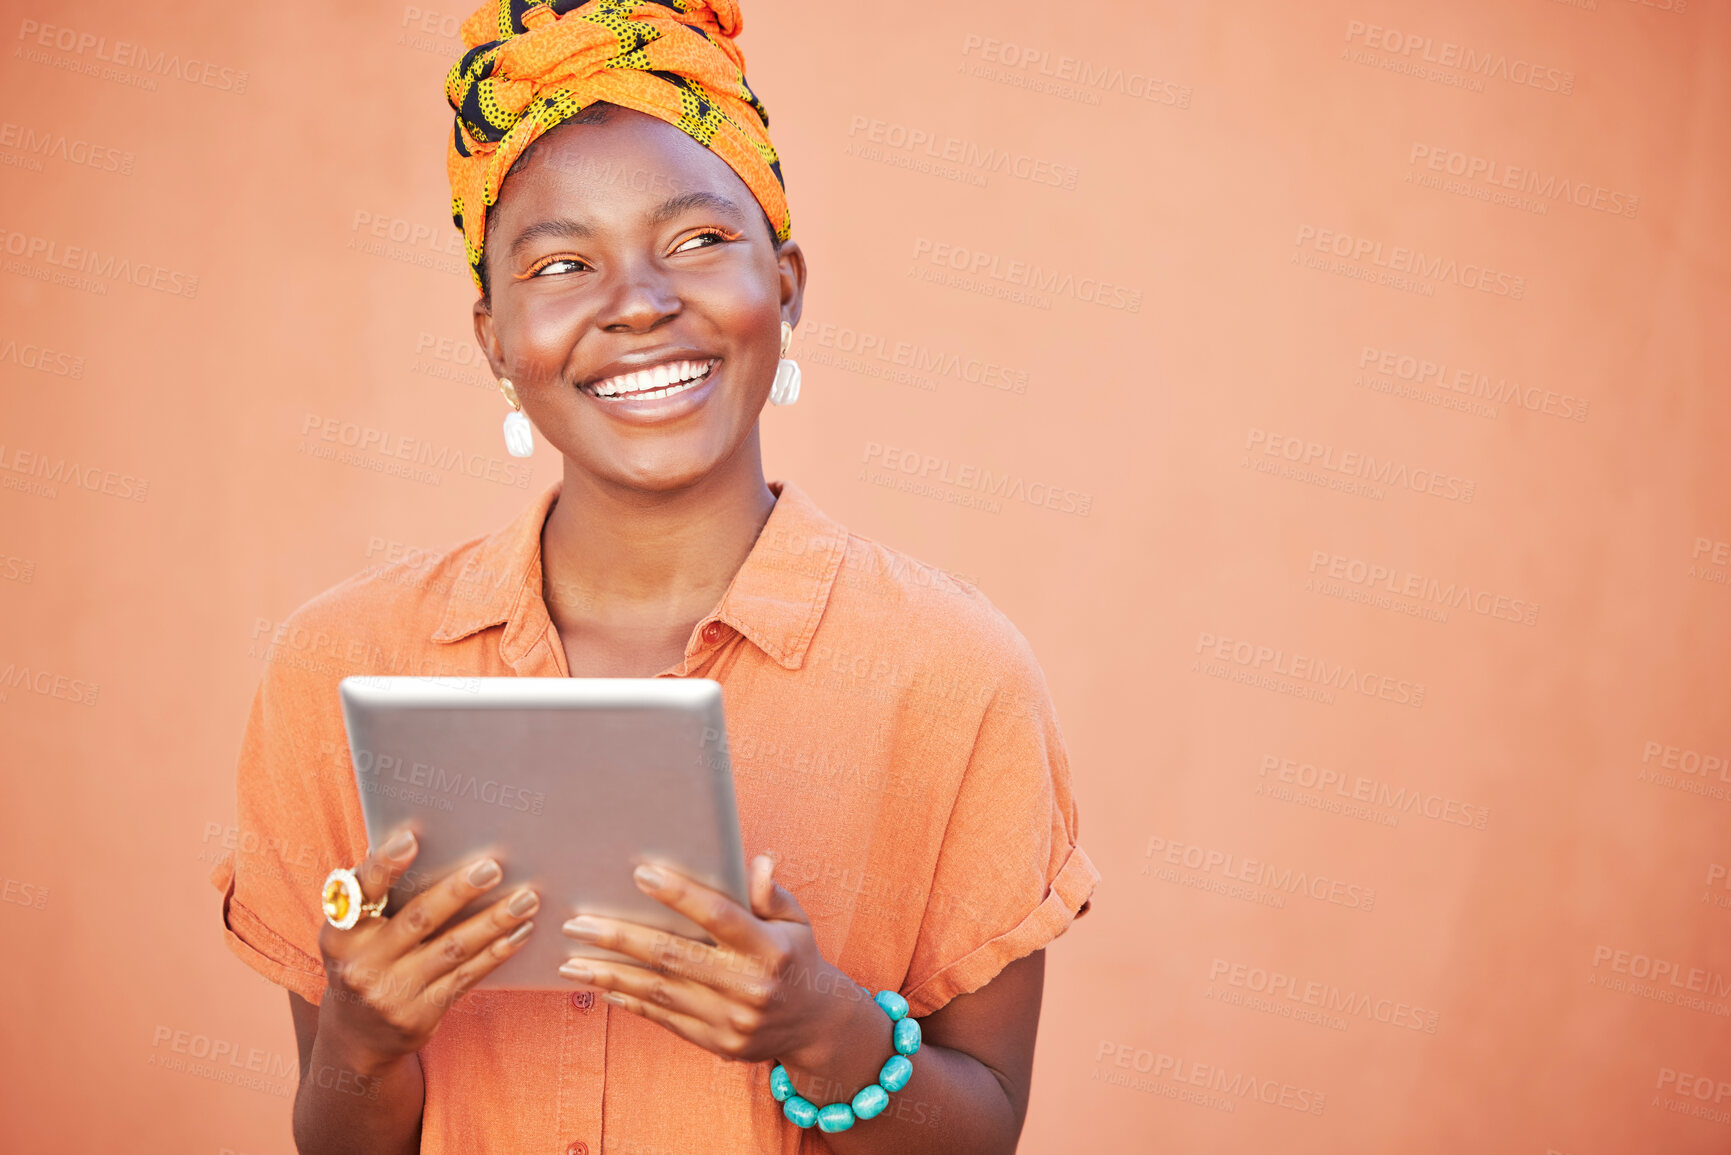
[518,228,742,280]
[519,255,587,279]
[672,226,743,253]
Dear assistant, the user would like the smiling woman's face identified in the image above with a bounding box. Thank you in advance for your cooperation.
[473,106,805,494]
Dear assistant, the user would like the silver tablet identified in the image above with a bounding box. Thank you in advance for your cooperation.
[338,675,747,989]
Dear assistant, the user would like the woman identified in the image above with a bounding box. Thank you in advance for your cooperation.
[212,2,1096,1152]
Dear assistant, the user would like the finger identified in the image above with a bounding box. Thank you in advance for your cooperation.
[561,959,734,1025]
[748,855,810,925]
[561,914,727,976]
[406,885,540,985]
[631,864,773,954]
[381,856,505,952]
[320,829,419,961]
[595,987,738,1057]
[421,917,536,1011]
[748,855,775,916]
[356,826,419,905]
[562,923,775,1005]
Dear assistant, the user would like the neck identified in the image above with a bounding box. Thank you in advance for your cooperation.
[540,434,777,640]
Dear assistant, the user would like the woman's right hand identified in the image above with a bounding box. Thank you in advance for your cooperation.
[314,827,538,1069]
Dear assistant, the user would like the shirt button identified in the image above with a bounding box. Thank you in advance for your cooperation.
[567,1143,589,1155]
[570,991,593,1012]
[702,621,725,644]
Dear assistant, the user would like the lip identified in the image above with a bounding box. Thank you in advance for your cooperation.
[578,348,718,394]
[575,349,723,424]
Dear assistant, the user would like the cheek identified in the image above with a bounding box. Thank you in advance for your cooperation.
[691,270,783,358]
[689,250,782,312]
[506,297,585,389]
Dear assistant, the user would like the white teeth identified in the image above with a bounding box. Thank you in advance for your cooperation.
[588,359,712,399]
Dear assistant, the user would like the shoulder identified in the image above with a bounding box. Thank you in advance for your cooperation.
[819,528,1048,709]
[252,533,491,692]
[838,533,1024,650]
[767,483,1041,688]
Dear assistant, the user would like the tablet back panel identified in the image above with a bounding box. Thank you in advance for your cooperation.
[338,676,746,988]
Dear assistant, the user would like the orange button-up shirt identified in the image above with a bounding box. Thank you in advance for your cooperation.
[211,480,1096,1154]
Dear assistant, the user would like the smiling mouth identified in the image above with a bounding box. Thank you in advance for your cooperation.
[580,358,718,401]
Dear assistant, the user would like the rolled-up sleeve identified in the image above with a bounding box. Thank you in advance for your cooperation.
[209,635,365,1006]
[902,637,1098,1017]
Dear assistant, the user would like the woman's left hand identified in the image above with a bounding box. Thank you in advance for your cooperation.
[557,854,860,1067]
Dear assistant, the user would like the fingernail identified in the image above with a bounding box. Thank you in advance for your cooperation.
[468,859,501,887]
[634,865,665,890]
[603,992,628,1007]
[560,962,594,982]
[507,888,538,916]
[382,830,415,858]
[504,921,533,946]
[564,916,601,942]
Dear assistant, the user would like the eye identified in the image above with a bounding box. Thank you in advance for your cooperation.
[525,255,589,278]
[670,228,740,255]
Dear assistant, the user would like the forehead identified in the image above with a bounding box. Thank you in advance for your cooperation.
[492,109,755,228]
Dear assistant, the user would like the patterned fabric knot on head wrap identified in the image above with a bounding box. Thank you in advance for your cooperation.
[444,0,790,292]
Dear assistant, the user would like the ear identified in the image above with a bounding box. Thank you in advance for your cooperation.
[472,296,506,382]
[775,239,807,332]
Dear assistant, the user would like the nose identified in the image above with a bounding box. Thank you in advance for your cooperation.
[594,256,681,334]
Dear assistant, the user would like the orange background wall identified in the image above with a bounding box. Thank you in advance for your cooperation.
[2,1,1728,1151]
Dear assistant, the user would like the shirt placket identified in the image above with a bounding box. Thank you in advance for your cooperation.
[502,586,610,1153]
[503,569,743,1152]
[558,991,606,1155]
[665,616,736,678]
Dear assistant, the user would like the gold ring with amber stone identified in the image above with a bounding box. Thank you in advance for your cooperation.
[321,867,387,930]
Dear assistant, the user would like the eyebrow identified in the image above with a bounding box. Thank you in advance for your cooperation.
[649,190,746,228]
[505,191,749,261]
[508,217,592,259]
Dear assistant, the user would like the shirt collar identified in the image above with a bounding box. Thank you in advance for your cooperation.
[710,480,848,670]
[431,479,847,672]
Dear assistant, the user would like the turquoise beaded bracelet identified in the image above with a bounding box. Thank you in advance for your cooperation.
[771,989,921,1134]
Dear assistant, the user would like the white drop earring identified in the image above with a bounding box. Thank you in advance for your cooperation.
[769,320,801,406]
[498,378,534,458]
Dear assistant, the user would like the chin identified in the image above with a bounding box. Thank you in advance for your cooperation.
[574,440,738,495]
[546,394,765,493]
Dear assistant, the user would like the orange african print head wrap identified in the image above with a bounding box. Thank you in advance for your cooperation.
[445,0,790,292]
